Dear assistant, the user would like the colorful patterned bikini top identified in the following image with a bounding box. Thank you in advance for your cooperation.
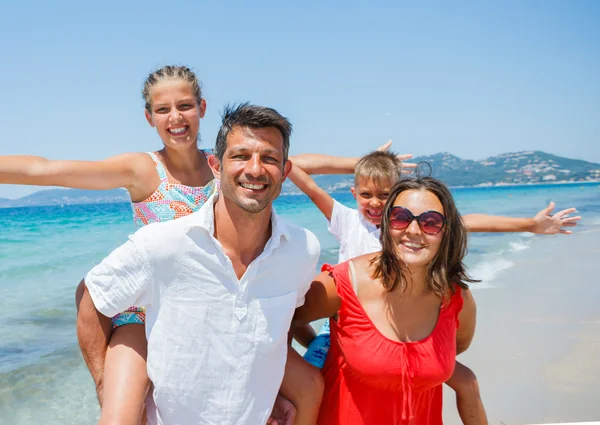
[132,150,218,228]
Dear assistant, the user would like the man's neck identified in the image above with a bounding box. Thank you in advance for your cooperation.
[213,195,273,273]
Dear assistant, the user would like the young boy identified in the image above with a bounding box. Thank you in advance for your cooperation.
[289,150,580,425]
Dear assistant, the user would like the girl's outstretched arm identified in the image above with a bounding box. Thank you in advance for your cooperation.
[0,153,144,191]
[290,140,415,175]
[463,202,581,234]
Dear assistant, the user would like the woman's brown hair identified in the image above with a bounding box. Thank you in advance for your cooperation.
[371,177,478,299]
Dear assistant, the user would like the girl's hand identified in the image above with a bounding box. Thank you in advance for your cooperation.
[376,139,417,174]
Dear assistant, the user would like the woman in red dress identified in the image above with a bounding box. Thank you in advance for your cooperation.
[295,177,479,425]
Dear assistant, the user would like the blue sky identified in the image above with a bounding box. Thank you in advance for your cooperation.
[0,0,598,198]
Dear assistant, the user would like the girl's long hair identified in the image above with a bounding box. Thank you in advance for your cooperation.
[371,177,479,299]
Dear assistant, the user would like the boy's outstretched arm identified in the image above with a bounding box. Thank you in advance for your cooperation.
[289,164,335,221]
[463,202,581,234]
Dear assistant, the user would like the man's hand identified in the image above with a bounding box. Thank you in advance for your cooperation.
[530,202,581,234]
[267,393,297,425]
[376,139,417,174]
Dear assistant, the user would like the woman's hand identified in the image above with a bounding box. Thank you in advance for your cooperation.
[530,202,581,234]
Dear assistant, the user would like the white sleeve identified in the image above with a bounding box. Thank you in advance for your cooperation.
[295,231,321,308]
[84,232,154,318]
[327,200,361,242]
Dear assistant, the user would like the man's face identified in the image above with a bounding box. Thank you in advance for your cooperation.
[209,126,291,214]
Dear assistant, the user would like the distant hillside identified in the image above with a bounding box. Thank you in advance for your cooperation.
[2,151,599,207]
[282,150,600,194]
[412,151,600,187]
[0,188,130,208]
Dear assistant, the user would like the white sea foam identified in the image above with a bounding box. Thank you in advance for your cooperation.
[469,256,515,288]
[509,240,530,252]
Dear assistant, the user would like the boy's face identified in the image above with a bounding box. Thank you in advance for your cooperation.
[350,177,393,227]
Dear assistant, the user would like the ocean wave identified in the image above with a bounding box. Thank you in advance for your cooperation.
[509,240,530,252]
[469,256,515,287]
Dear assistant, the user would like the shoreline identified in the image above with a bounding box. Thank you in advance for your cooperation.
[443,228,600,424]
[2,180,599,209]
[450,179,600,190]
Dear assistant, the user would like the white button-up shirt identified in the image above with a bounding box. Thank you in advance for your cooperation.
[85,194,320,425]
[328,200,382,262]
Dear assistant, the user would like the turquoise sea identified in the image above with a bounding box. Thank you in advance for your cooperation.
[1,182,599,424]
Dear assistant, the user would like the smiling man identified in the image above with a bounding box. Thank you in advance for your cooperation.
[78,104,321,425]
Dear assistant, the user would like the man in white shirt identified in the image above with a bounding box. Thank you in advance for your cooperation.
[77,104,320,425]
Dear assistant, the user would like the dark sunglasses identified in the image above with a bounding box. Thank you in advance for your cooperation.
[389,206,446,235]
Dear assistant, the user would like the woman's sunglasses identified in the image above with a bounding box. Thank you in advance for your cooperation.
[389,206,446,235]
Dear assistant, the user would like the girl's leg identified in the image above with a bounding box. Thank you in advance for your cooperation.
[279,349,324,425]
[75,279,113,405]
[99,323,151,425]
[445,361,488,425]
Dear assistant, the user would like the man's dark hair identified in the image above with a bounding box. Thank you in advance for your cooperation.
[214,103,292,161]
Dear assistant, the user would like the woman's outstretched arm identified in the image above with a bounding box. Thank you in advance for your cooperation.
[463,202,581,235]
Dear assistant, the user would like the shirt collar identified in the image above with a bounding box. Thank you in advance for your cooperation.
[186,193,291,242]
[359,211,380,234]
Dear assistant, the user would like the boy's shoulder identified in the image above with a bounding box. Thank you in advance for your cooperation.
[331,199,360,219]
[330,199,364,229]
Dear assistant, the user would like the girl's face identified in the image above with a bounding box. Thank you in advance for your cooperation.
[144,79,206,150]
[389,189,445,272]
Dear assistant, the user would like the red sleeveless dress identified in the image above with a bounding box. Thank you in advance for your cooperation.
[317,262,464,425]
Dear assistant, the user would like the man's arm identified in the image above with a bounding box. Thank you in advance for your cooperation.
[293,271,341,328]
[84,234,154,317]
[76,233,154,401]
[463,202,581,234]
[293,324,317,348]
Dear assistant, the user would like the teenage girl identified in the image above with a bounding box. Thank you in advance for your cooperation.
[0,65,383,425]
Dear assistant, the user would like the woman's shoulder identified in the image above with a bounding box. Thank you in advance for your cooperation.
[348,252,379,269]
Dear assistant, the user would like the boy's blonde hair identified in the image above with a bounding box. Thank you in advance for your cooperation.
[354,151,402,187]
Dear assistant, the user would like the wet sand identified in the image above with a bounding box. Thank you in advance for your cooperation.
[443,229,600,424]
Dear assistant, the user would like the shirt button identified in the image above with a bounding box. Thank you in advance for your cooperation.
[234,298,247,320]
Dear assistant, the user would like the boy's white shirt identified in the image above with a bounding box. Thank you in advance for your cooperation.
[328,200,382,262]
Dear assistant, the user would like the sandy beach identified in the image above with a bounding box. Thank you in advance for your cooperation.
[443,227,600,424]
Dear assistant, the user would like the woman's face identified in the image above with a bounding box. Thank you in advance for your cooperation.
[144,79,206,150]
[389,189,445,272]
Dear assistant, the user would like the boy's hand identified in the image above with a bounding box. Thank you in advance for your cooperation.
[267,393,297,425]
[531,202,581,234]
[376,140,417,174]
